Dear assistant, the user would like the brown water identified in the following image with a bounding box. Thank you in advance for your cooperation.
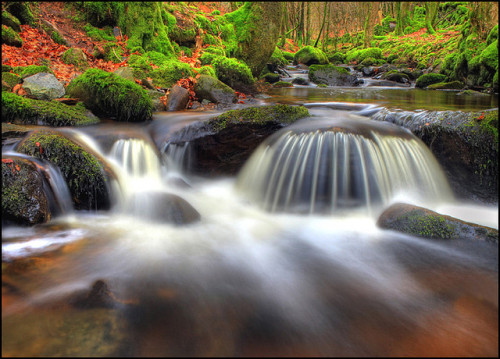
[2,88,498,356]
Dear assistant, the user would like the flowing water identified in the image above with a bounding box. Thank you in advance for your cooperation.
[2,84,498,356]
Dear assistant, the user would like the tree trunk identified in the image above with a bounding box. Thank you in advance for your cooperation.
[364,2,379,48]
[425,2,438,35]
[322,3,331,52]
[314,2,328,48]
[395,1,409,36]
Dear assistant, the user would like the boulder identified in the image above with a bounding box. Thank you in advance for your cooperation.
[22,72,65,100]
[2,11,21,32]
[193,74,236,105]
[113,66,135,82]
[166,85,189,111]
[426,81,464,90]
[165,104,309,176]
[382,71,410,84]
[261,72,280,84]
[211,56,256,94]
[377,203,498,242]
[2,25,22,47]
[125,191,201,225]
[2,156,51,226]
[415,73,447,88]
[292,77,309,85]
[16,129,116,210]
[309,64,359,86]
[293,46,328,66]
[61,48,88,70]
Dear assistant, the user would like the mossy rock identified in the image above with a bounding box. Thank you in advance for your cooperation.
[7,2,35,26]
[377,203,498,242]
[2,10,22,32]
[169,25,197,45]
[2,25,23,47]
[211,56,255,93]
[61,48,89,70]
[2,157,51,226]
[415,73,447,88]
[2,64,13,72]
[427,81,464,90]
[282,51,295,62]
[293,46,328,66]
[273,81,293,88]
[346,47,382,64]
[261,72,280,84]
[479,40,498,72]
[2,72,21,90]
[382,71,410,83]
[13,65,54,79]
[309,64,358,86]
[102,43,123,64]
[328,52,346,64]
[267,47,287,71]
[196,65,216,78]
[486,24,498,45]
[149,61,194,88]
[2,92,99,126]
[83,23,116,42]
[193,74,236,105]
[16,129,114,210]
[66,68,153,122]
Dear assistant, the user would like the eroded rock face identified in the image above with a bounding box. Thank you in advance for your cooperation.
[377,203,498,242]
[164,104,310,176]
[23,72,66,100]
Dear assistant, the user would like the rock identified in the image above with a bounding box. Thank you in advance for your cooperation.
[70,280,118,309]
[166,104,309,176]
[382,71,410,83]
[166,85,190,111]
[2,25,23,47]
[148,89,166,112]
[40,19,69,46]
[61,48,88,70]
[22,72,65,100]
[211,56,256,94]
[361,66,375,77]
[66,68,153,122]
[2,10,22,32]
[426,81,464,90]
[2,72,21,90]
[377,203,498,242]
[125,191,200,225]
[16,129,116,210]
[114,66,135,82]
[194,74,236,105]
[273,81,293,88]
[292,77,309,85]
[2,156,52,226]
[309,64,359,86]
[293,45,328,66]
[113,26,122,38]
[261,72,280,84]
[415,73,447,88]
[141,78,156,90]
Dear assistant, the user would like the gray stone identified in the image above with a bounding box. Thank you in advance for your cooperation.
[23,72,65,100]
[308,64,359,86]
[194,74,236,105]
[166,85,190,111]
[113,66,134,82]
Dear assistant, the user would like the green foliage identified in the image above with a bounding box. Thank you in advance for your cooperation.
[346,47,382,64]
[83,24,116,42]
[1,92,99,126]
[66,68,152,122]
[415,73,447,88]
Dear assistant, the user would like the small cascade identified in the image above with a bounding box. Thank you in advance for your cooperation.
[163,142,192,174]
[236,114,454,216]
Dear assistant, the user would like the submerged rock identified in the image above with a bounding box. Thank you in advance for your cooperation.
[165,104,310,176]
[377,203,498,242]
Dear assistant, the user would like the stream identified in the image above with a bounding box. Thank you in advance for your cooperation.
[2,76,498,356]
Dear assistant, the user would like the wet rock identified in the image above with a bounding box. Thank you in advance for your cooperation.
[426,81,464,90]
[16,129,116,210]
[194,74,236,105]
[125,191,200,225]
[166,85,190,111]
[382,71,410,84]
[261,73,280,84]
[70,280,118,309]
[22,72,65,100]
[292,77,309,85]
[2,156,51,226]
[377,203,498,242]
[309,64,359,86]
[166,104,309,176]
[361,66,375,77]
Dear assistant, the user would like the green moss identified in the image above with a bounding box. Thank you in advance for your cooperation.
[61,48,89,70]
[415,73,447,88]
[269,47,287,68]
[13,65,54,79]
[282,51,295,62]
[66,68,152,122]
[16,130,110,210]
[102,43,123,63]
[7,2,35,26]
[208,104,309,132]
[486,24,498,45]
[150,61,194,88]
[83,24,116,42]
[261,72,280,83]
[196,65,216,78]
[211,56,255,91]
[81,1,122,27]
[1,92,99,126]
[2,72,21,89]
[294,46,328,66]
[2,25,23,47]
[346,47,382,63]
[2,10,22,32]
[2,64,13,72]
[426,81,464,90]
[479,40,498,72]
[328,52,346,64]
[273,81,293,88]
[400,211,456,239]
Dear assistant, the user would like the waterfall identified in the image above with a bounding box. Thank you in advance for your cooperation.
[236,114,454,216]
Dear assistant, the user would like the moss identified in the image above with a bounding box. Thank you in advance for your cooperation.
[1,92,99,126]
[261,73,280,84]
[149,61,194,88]
[415,73,447,88]
[346,47,382,63]
[7,2,35,26]
[196,65,216,78]
[199,51,219,65]
[486,24,498,45]
[13,65,54,79]
[169,25,196,44]
[2,72,21,89]
[398,210,456,239]
[81,1,122,27]
[2,64,13,72]
[66,68,152,122]
[273,81,293,88]
[2,10,22,32]
[426,81,464,90]
[282,51,295,62]
[83,24,116,42]
[16,130,110,210]
[211,56,255,91]
[2,25,23,47]
[479,40,498,72]
[179,46,192,57]
[268,47,287,68]
[208,104,309,132]
[294,46,328,66]
[61,48,89,70]
[102,43,123,63]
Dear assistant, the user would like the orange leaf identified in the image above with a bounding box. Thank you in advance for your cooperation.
[12,84,22,93]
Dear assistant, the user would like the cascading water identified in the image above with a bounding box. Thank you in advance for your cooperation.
[236,113,454,216]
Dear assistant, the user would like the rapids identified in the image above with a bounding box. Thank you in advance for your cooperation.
[2,87,498,356]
